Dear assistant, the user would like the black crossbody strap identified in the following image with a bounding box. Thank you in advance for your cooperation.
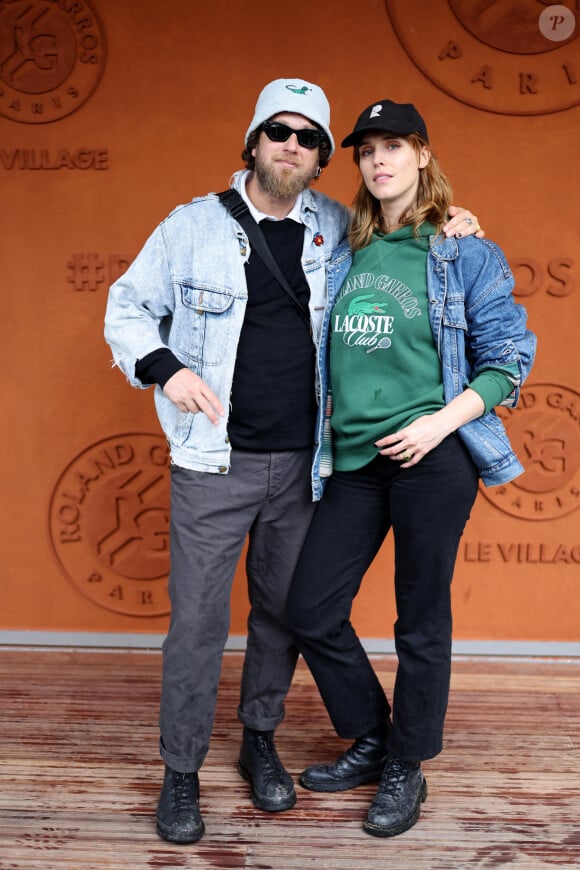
[217,189,311,329]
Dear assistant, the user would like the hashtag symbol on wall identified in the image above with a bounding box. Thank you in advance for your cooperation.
[66,253,135,291]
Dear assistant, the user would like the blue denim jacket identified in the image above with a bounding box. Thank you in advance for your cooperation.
[104,171,350,479]
[311,233,536,497]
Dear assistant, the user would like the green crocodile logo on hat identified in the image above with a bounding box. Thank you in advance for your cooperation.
[285,85,312,95]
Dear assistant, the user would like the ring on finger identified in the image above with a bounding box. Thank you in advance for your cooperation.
[401,450,412,462]
[465,217,473,226]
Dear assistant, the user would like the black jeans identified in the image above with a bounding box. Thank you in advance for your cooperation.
[287,434,479,762]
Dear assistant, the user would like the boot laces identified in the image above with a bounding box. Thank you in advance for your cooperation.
[254,732,285,773]
[171,772,197,812]
[380,758,414,796]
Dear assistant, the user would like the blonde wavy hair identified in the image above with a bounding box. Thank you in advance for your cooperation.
[348,132,453,251]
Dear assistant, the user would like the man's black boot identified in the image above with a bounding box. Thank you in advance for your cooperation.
[237,727,296,812]
[300,723,390,792]
[156,765,205,843]
[363,757,427,838]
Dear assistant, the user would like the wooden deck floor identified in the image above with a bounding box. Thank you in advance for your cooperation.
[0,649,578,869]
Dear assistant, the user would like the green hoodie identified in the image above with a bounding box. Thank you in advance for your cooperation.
[330,224,515,472]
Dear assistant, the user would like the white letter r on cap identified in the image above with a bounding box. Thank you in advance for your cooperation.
[369,104,383,118]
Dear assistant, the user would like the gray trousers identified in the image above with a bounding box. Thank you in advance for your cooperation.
[159,447,316,773]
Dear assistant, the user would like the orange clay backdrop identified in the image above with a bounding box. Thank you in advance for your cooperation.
[1,0,578,644]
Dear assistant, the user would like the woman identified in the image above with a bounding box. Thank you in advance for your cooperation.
[286,100,536,838]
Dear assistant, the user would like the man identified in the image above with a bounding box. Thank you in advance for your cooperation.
[104,77,478,844]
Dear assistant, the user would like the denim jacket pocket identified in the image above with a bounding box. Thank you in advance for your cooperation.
[441,300,468,377]
[160,394,196,447]
[442,298,468,330]
[176,281,237,366]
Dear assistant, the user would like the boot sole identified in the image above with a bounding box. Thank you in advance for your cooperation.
[156,818,205,844]
[363,778,428,838]
[237,761,297,812]
[299,767,384,793]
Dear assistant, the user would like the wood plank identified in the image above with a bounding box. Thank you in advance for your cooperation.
[0,650,578,869]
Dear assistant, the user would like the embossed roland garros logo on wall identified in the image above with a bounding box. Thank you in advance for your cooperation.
[480,384,580,521]
[0,0,106,123]
[386,0,579,115]
[49,434,171,616]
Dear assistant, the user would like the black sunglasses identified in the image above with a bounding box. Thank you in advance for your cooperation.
[262,120,324,150]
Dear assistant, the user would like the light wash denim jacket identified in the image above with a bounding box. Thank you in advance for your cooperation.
[104,171,350,484]
[311,233,536,497]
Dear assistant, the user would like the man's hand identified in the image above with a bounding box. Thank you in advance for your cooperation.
[443,206,485,239]
[163,368,225,425]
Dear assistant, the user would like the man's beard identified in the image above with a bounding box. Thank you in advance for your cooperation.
[254,153,314,200]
